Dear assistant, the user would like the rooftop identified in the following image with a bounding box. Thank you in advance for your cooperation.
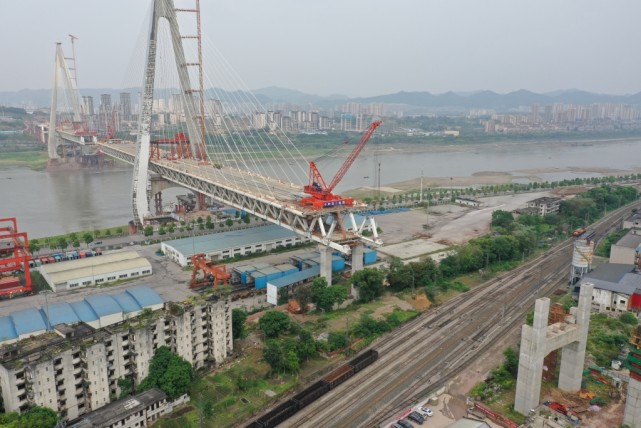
[615,231,641,249]
[0,286,163,345]
[41,253,151,285]
[68,388,167,427]
[162,224,301,257]
[581,272,641,296]
[584,263,635,283]
[267,265,320,288]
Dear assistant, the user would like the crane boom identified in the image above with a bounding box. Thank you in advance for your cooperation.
[301,120,382,209]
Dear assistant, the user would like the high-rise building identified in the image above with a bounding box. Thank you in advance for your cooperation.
[120,93,132,121]
[0,298,232,422]
[82,96,94,116]
[100,94,112,114]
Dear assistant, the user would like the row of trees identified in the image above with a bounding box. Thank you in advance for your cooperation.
[0,406,59,428]
[143,215,252,237]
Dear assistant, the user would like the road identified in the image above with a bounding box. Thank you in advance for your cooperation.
[276,203,633,428]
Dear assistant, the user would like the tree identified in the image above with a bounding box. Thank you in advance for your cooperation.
[259,310,290,338]
[72,240,80,249]
[0,406,59,428]
[143,226,154,237]
[225,218,234,227]
[167,223,175,233]
[115,226,124,236]
[82,232,93,247]
[29,239,40,255]
[232,308,247,339]
[56,237,68,251]
[503,347,519,378]
[296,330,318,361]
[491,210,514,229]
[310,277,348,312]
[105,229,112,237]
[117,377,133,398]
[620,312,639,325]
[138,346,193,399]
[263,339,301,374]
[158,226,166,235]
[351,268,385,302]
[293,285,313,313]
[243,215,250,224]
[327,331,349,351]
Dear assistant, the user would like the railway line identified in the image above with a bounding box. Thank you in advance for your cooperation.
[277,203,637,428]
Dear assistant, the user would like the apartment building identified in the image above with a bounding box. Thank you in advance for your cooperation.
[0,298,232,422]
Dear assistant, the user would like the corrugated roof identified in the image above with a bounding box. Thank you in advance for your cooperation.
[615,233,641,249]
[126,286,164,308]
[163,224,301,257]
[267,266,320,288]
[41,251,140,274]
[0,286,164,344]
[581,273,641,295]
[70,300,99,323]
[584,263,634,283]
[47,302,81,325]
[274,264,298,273]
[111,292,142,313]
[0,316,17,341]
[46,257,151,285]
[85,295,122,317]
[11,308,47,336]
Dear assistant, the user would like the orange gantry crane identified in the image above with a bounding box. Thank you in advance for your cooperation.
[189,253,231,289]
[0,218,32,297]
[301,120,382,209]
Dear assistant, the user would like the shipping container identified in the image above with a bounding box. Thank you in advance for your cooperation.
[256,400,298,428]
[349,349,379,373]
[363,248,377,265]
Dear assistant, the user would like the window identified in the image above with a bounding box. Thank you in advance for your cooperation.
[95,278,104,283]
[107,276,116,281]
[82,281,91,286]
[130,272,138,277]
[119,274,128,279]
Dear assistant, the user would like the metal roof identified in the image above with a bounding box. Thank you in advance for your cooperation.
[41,251,139,274]
[274,263,298,273]
[615,233,641,249]
[126,286,164,307]
[0,286,164,344]
[581,273,641,295]
[11,308,47,336]
[267,266,320,288]
[45,257,151,285]
[162,224,300,257]
[584,263,634,283]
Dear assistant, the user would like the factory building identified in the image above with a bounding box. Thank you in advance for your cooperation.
[609,231,641,265]
[0,292,232,422]
[39,251,152,291]
[161,224,309,267]
[577,263,641,313]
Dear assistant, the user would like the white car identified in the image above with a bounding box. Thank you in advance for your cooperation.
[418,407,433,417]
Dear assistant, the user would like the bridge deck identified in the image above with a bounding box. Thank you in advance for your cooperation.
[98,142,356,216]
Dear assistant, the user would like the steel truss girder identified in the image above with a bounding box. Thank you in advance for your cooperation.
[98,145,381,254]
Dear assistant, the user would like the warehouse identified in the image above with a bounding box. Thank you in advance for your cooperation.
[0,286,163,345]
[38,251,152,291]
[161,224,309,267]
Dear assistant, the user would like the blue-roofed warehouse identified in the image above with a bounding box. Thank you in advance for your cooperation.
[266,266,321,305]
[161,224,309,267]
[0,286,164,345]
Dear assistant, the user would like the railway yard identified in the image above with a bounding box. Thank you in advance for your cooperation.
[268,203,638,428]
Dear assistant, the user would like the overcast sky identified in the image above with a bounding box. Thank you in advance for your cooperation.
[2,0,641,97]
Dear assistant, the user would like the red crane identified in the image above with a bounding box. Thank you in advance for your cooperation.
[0,218,32,297]
[301,120,382,209]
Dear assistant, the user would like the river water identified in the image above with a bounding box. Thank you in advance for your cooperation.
[2,139,641,238]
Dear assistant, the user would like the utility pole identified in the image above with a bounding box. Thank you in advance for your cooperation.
[420,170,423,203]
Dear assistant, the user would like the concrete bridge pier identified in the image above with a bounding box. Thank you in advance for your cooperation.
[319,245,333,285]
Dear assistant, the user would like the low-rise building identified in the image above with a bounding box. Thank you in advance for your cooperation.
[39,251,152,291]
[578,263,641,313]
[67,388,169,428]
[0,297,232,422]
[161,224,308,267]
[526,196,562,216]
[623,212,641,235]
[455,197,482,207]
[609,231,641,265]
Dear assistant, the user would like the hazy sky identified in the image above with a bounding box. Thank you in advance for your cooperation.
[2,0,641,97]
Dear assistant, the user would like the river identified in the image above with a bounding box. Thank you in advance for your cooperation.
[2,138,640,238]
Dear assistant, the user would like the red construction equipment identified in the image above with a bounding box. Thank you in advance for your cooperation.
[150,132,192,160]
[0,218,32,297]
[189,253,231,289]
[301,120,382,209]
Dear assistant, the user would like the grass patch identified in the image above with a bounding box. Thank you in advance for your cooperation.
[0,151,49,170]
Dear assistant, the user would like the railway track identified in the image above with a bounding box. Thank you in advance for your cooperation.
[281,203,637,428]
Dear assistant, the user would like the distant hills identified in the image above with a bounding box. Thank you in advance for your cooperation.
[2,86,641,111]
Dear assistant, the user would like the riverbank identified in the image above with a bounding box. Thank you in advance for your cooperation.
[0,151,48,170]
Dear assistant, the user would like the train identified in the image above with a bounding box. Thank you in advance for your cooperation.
[246,349,378,428]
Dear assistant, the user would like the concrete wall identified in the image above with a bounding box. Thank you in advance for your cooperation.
[592,288,629,313]
[610,244,636,264]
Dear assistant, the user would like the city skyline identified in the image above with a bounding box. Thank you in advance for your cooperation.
[1,0,641,96]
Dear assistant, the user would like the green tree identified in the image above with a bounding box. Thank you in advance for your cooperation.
[225,218,234,227]
[115,226,124,235]
[232,308,247,339]
[327,331,349,351]
[167,223,175,233]
[117,377,133,398]
[69,232,78,242]
[137,346,193,399]
[29,239,41,255]
[503,347,519,378]
[158,226,166,235]
[72,240,80,249]
[105,229,112,237]
[620,312,639,325]
[0,406,59,428]
[56,237,68,251]
[296,330,318,361]
[243,215,250,224]
[259,310,291,338]
[293,285,313,313]
[352,268,385,302]
[143,226,154,237]
[491,210,514,229]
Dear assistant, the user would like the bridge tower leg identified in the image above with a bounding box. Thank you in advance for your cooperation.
[350,244,364,299]
[47,43,62,164]
[132,0,207,226]
[558,282,591,391]
[318,245,333,285]
[154,193,163,216]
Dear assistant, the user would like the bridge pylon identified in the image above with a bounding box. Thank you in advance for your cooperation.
[132,0,207,226]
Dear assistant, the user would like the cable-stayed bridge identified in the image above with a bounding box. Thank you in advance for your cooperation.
[46,0,381,279]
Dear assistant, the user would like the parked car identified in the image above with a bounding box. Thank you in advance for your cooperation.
[418,407,433,417]
[396,420,414,428]
[408,411,424,425]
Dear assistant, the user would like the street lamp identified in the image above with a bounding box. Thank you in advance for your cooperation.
[40,290,53,331]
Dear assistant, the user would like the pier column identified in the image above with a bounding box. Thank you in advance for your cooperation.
[514,297,550,415]
[559,283,592,391]
[319,245,333,285]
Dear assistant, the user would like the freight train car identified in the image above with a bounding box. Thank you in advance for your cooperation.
[247,349,379,427]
